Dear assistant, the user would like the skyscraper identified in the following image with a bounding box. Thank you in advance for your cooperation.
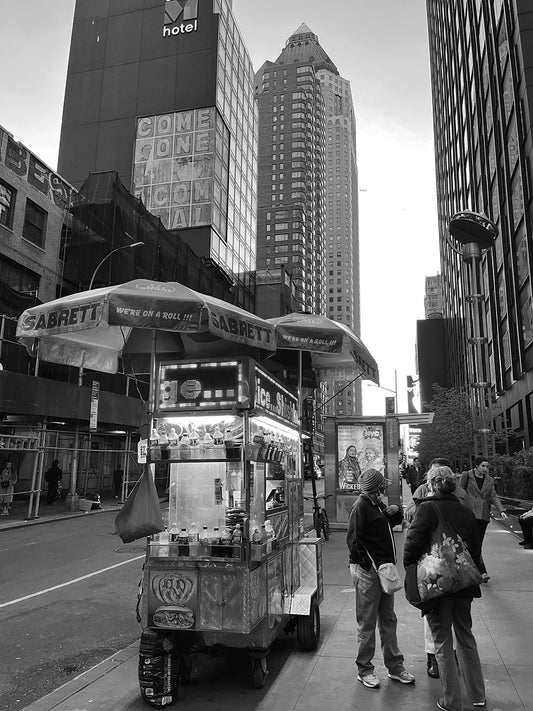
[426,1,533,448]
[255,24,361,414]
[57,0,256,309]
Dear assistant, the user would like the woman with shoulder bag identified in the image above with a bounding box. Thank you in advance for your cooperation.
[404,466,486,711]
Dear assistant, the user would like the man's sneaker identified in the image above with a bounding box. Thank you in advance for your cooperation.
[436,699,448,711]
[388,670,415,684]
[357,673,380,688]
[481,573,491,583]
[472,702,486,708]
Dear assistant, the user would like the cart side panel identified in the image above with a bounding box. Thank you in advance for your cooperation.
[147,566,199,630]
[267,553,284,630]
[298,537,324,604]
[249,564,267,629]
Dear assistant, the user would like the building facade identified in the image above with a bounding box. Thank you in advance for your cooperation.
[58,0,257,309]
[424,274,443,319]
[426,0,533,448]
[254,24,361,415]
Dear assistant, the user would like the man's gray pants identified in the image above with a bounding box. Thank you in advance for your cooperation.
[354,564,405,676]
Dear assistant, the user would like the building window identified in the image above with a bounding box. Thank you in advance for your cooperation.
[0,180,16,230]
[23,200,47,248]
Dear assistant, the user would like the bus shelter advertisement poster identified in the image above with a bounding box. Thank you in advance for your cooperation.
[336,423,385,492]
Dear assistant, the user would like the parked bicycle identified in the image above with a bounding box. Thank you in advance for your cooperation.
[304,493,332,541]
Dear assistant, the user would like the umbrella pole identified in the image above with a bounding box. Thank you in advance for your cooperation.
[149,329,157,421]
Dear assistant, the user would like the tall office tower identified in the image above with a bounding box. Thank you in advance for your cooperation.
[57,0,256,309]
[255,24,328,316]
[426,1,533,448]
[424,275,443,319]
[255,25,361,415]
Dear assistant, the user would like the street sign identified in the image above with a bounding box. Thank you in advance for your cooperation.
[89,380,100,432]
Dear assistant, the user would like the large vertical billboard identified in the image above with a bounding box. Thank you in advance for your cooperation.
[132,107,229,237]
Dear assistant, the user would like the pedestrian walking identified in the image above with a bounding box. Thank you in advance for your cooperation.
[346,468,415,689]
[404,457,426,495]
[0,458,17,516]
[459,456,507,582]
[113,465,124,499]
[404,466,486,711]
[44,459,63,504]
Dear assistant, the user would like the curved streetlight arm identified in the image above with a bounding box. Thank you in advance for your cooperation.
[88,242,144,290]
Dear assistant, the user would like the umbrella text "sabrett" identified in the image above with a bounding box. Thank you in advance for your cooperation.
[210,313,273,347]
[20,303,100,333]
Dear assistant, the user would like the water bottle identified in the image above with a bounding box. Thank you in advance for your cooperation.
[220,526,232,557]
[158,529,169,557]
[179,432,191,460]
[177,527,189,556]
[199,525,209,555]
[231,523,243,543]
[211,526,221,556]
[203,431,215,459]
[150,429,161,460]
[188,522,200,556]
[168,523,180,555]
[159,430,169,460]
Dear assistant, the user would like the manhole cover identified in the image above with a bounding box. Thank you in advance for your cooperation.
[114,546,146,553]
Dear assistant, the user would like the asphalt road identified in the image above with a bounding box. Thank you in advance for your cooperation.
[0,512,145,711]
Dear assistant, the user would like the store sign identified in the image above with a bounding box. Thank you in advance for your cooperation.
[254,368,298,426]
[0,127,74,210]
[163,0,199,37]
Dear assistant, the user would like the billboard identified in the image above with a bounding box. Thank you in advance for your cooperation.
[336,422,385,492]
[132,108,229,236]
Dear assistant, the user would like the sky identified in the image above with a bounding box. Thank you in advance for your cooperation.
[2,0,440,415]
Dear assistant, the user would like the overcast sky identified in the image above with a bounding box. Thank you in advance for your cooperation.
[2,0,440,415]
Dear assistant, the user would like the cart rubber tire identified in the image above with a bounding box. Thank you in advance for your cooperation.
[138,630,179,707]
[297,597,320,651]
[252,658,268,689]
[320,509,330,541]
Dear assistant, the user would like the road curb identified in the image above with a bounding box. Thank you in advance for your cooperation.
[0,506,122,532]
[21,643,139,711]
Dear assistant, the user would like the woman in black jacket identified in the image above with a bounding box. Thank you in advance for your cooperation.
[404,466,486,711]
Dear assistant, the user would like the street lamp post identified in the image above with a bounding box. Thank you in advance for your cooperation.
[447,210,498,460]
[88,241,144,290]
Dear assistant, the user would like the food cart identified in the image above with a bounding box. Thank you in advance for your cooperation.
[138,356,323,707]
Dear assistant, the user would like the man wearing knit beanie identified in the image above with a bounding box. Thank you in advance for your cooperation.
[346,468,415,689]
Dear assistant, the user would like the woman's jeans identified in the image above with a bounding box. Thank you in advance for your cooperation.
[426,597,485,711]
[354,564,405,676]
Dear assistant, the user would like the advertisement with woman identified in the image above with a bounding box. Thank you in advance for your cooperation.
[337,423,385,492]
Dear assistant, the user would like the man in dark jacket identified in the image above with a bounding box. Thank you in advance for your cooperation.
[346,468,415,690]
[404,457,426,495]
[404,466,485,711]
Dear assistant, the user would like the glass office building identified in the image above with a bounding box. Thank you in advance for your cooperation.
[426,0,533,447]
[58,0,257,310]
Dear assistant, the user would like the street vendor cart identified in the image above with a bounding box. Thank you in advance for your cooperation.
[138,356,323,707]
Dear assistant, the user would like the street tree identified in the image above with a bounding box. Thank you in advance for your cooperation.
[417,385,474,468]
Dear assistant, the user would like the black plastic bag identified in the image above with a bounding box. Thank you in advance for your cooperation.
[115,465,164,543]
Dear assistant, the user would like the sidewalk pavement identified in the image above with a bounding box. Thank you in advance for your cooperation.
[0,493,123,532]
[16,506,533,711]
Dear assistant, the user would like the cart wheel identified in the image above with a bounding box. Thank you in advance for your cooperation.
[297,597,320,651]
[251,657,268,689]
[139,630,179,707]
[179,652,192,685]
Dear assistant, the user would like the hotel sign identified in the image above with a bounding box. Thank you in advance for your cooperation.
[163,0,199,37]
